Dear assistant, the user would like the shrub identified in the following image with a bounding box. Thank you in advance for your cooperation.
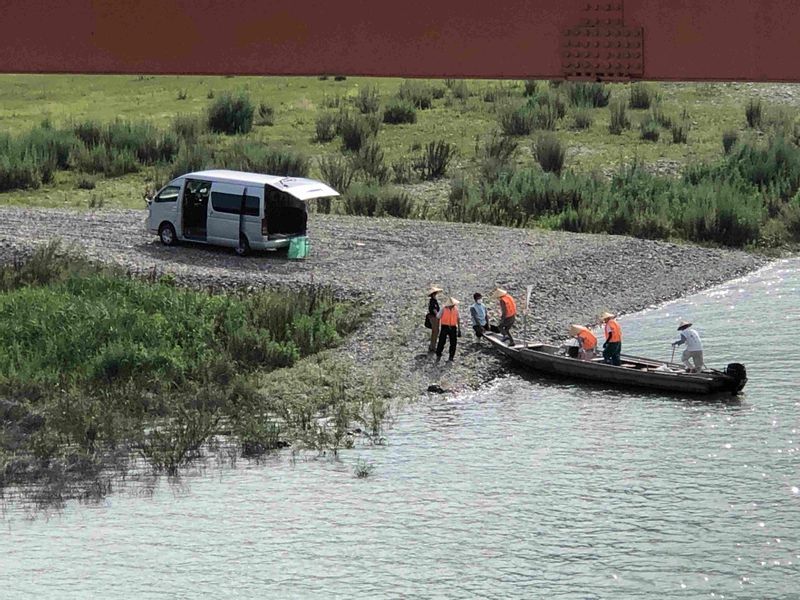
[671,121,689,144]
[207,92,254,135]
[609,101,630,135]
[334,75,347,81]
[172,114,206,143]
[650,105,673,129]
[256,102,275,126]
[448,79,470,100]
[351,140,390,185]
[478,132,518,181]
[75,174,96,190]
[73,121,103,147]
[0,152,41,191]
[534,133,566,176]
[382,99,417,124]
[314,112,338,142]
[483,85,513,103]
[523,80,539,97]
[391,158,415,183]
[414,140,457,180]
[498,101,536,136]
[176,89,188,100]
[745,98,763,129]
[72,145,139,177]
[722,130,739,154]
[339,113,373,152]
[379,189,415,218]
[565,81,611,108]
[572,108,593,130]
[168,144,211,180]
[222,141,309,176]
[397,80,434,109]
[629,83,656,109]
[317,154,355,195]
[354,85,381,114]
[342,183,381,216]
[639,117,660,142]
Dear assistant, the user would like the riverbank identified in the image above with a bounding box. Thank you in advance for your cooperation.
[0,206,768,398]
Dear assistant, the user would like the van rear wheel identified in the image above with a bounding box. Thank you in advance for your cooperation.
[159,223,177,246]
[235,235,251,257]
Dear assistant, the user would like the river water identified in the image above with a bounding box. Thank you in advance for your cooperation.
[2,259,799,599]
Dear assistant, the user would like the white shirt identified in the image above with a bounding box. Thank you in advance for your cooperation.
[678,327,703,352]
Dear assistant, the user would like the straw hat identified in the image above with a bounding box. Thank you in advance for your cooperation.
[490,288,507,299]
[677,319,692,330]
[443,297,460,307]
[426,285,443,296]
[569,324,589,336]
[600,312,616,321]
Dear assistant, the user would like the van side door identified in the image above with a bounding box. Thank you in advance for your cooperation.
[207,182,246,247]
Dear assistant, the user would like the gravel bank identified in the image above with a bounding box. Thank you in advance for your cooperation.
[0,207,767,394]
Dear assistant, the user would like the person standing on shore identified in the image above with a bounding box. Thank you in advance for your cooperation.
[491,288,517,346]
[673,319,704,373]
[569,324,598,360]
[426,286,443,353]
[469,292,489,338]
[601,312,622,366]
[436,297,462,363]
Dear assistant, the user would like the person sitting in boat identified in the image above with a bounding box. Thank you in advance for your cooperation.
[600,312,622,366]
[569,324,597,360]
[469,292,489,338]
[491,288,517,346]
[436,297,462,363]
[672,319,704,373]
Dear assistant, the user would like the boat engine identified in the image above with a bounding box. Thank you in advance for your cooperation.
[726,363,748,391]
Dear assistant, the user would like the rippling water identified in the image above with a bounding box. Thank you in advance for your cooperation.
[2,260,799,599]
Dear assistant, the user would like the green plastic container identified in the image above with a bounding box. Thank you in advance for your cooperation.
[287,235,310,260]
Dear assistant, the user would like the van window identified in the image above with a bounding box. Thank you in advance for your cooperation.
[154,185,180,203]
[211,191,260,216]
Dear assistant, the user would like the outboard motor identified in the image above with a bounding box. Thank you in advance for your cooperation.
[726,363,748,392]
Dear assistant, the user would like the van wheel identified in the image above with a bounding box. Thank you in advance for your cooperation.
[235,235,250,257]
[159,223,177,246]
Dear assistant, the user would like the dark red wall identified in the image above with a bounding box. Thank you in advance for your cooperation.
[2,0,799,81]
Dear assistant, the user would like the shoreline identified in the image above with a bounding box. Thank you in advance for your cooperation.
[0,206,770,397]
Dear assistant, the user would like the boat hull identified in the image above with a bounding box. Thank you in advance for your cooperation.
[484,334,746,395]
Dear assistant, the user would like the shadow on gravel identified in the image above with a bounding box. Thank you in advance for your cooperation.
[135,240,297,271]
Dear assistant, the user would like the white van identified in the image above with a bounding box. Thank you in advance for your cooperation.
[146,170,339,255]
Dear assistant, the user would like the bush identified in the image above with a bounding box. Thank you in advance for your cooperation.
[256,102,275,126]
[448,79,470,100]
[671,121,689,144]
[639,118,660,142]
[572,108,593,130]
[72,145,139,177]
[534,134,566,176]
[382,99,417,124]
[478,132,518,181]
[523,80,539,97]
[483,85,513,103]
[0,152,41,191]
[565,81,610,108]
[498,101,536,136]
[168,144,211,180]
[414,140,457,180]
[75,174,96,190]
[745,98,763,129]
[397,80,434,109]
[378,189,415,218]
[342,183,381,216]
[351,140,390,185]
[391,158,415,183]
[609,101,630,135]
[172,114,206,143]
[629,83,656,109]
[73,121,103,147]
[339,113,374,152]
[314,112,338,142]
[222,141,309,177]
[721,130,739,155]
[207,92,254,135]
[354,85,381,114]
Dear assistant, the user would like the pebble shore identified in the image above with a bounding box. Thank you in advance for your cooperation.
[0,207,767,394]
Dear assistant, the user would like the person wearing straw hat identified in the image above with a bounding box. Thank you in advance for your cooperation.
[600,312,622,366]
[673,319,704,373]
[426,285,443,352]
[569,324,598,360]
[491,287,517,346]
[436,297,462,362]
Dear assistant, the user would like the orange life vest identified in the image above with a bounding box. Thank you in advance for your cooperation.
[578,330,597,350]
[604,319,622,343]
[499,294,517,318]
[440,306,459,327]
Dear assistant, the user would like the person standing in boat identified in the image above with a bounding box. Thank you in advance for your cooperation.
[601,312,622,366]
[673,319,704,373]
[426,286,443,353]
[436,297,462,363]
[491,288,517,346]
[569,324,598,360]
[469,292,489,338]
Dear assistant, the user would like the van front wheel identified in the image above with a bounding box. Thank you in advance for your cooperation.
[235,235,251,257]
[159,223,177,246]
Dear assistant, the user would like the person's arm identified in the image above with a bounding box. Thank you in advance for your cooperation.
[673,332,686,347]
[437,307,444,319]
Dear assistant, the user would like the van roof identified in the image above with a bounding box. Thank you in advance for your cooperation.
[185,170,294,186]
[181,169,339,200]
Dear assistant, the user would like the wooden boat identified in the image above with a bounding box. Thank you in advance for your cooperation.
[483,333,747,395]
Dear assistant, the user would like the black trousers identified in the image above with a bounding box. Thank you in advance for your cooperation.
[603,341,622,366]
[436,325,458,359]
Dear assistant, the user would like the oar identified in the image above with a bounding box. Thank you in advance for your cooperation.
[670,344,676,365]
